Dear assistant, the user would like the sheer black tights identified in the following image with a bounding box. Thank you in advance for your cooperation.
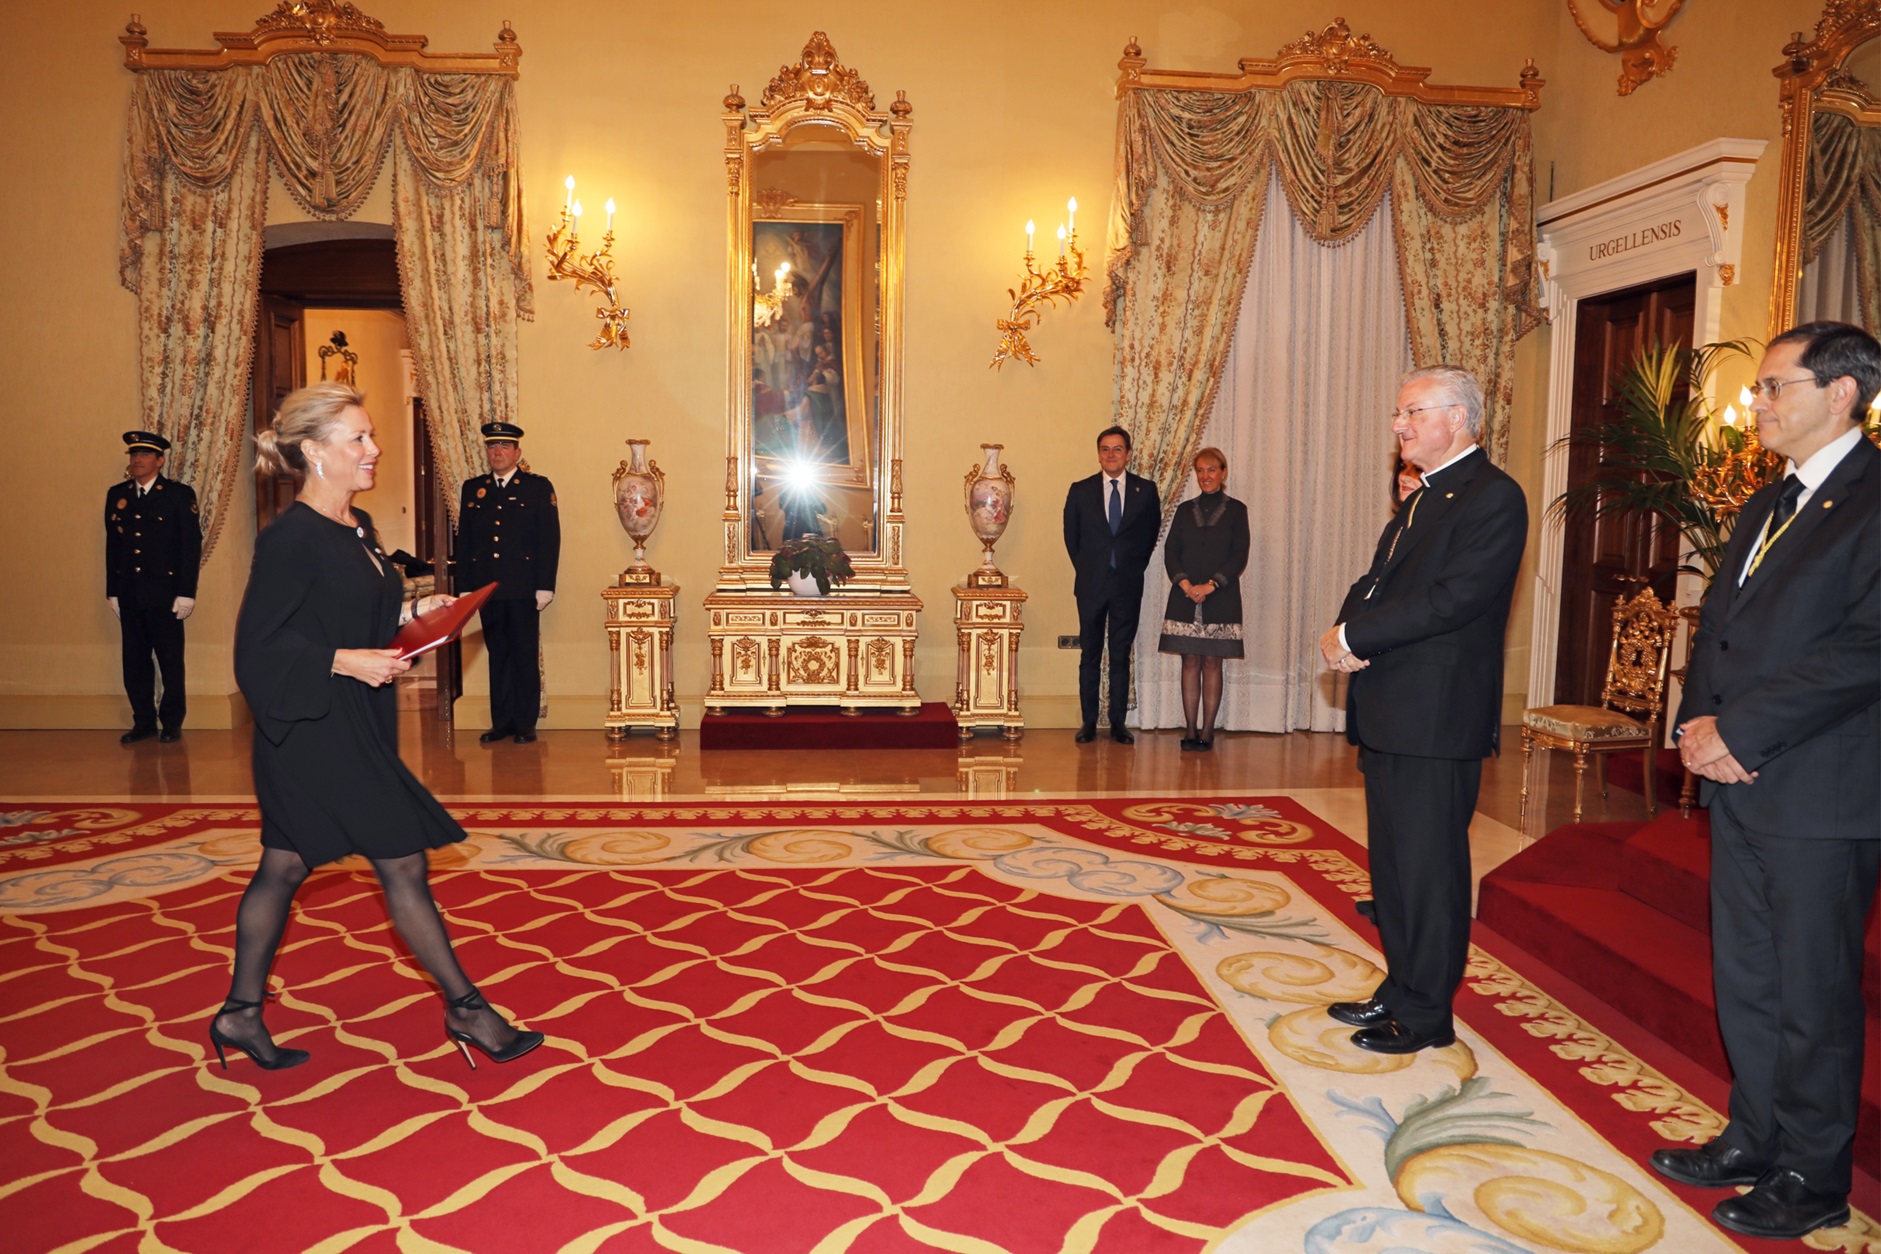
[220,847,523,1058]
[1180,655,1225,743]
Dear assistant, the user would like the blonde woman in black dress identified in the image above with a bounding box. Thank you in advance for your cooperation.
[212,382,543,1071]
[1158,447,1250,750]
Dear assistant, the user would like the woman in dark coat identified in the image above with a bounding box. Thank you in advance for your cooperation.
[212,382,543,1072]
[1158,447,1250,750]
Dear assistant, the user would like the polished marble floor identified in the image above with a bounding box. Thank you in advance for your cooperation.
[0,716,1660,893]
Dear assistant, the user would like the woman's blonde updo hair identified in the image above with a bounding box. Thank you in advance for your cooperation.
[255,382,365,479]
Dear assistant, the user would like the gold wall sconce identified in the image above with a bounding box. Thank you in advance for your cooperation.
[753,260,791,329]
[1566,0,1685,96]
[546,175,631,350]
[991,198,1085,369]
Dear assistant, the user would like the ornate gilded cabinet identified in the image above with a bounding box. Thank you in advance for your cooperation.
[704,34,924,715]
[603,583,678,739]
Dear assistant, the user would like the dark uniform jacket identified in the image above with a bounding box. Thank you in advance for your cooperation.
[1676,437,1879,840]
[1338,447,1527,761]
[455,470,560,603]
[104,475,202,603]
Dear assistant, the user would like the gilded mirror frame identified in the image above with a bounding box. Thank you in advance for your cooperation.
[718,33,913,592]
[1768,0,1881,336]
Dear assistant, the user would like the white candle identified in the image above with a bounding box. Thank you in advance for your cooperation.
[1722,405,1738,427]
[1057,223,1066,257]
[1739,385,1754,407]
[1067,196,1077,236]
[564,175,575,211]
[1026,219,1035,254]
[605,198,616,232]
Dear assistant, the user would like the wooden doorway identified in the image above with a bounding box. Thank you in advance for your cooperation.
[1552,272,1695,707]
[252,237,461,719]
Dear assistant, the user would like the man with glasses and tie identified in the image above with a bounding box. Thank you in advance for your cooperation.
[1317,365,1527,1057]
[104,431,201,744]
[1646,321,1879,1242]
[1063,426,1161,744]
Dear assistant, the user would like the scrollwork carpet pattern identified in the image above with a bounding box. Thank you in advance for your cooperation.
[1,799,1872,1252]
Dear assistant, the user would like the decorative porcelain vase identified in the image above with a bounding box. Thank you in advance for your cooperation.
[963,443,1015,587]
[612,438,664,584]
[784,571,824,598]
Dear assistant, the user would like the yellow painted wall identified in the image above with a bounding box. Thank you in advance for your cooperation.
[0,0,1834,729]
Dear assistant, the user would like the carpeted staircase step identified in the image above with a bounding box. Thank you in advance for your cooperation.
[1479,811,1881,1183]
[1478,873,1727,1076]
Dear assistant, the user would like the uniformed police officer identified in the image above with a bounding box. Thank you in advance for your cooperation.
[105,432,202,744]
[456,423,560,743]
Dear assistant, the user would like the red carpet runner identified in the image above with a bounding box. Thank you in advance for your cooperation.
[1,797,1874,1252]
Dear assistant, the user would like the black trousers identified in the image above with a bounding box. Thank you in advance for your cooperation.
[120,592,186,732]
[1709,790,1878,1193]
[1360,748,1481,1037]
[480,599,541,734]
[1076,572,1142,727]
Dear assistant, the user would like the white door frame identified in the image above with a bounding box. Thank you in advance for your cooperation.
[1526,137,1766,707]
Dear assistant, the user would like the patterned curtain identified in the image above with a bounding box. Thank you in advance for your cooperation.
[1105,81,1541,523]
[119,54,531,560]
[1801,111,1881,334]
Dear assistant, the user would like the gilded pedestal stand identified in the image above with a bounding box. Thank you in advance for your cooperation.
[604,440,678,741]
[952,445,1025,742]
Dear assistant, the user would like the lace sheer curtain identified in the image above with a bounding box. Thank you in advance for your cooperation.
[1135,173,1410,733]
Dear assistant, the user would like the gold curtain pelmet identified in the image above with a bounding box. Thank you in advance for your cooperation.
[120,3,520,76]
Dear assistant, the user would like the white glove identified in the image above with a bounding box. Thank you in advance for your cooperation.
[107,596,120,620]
[173,597,196,621]
[535,590,555,611]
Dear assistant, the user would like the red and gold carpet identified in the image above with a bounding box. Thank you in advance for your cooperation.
[1,798,1874,1253]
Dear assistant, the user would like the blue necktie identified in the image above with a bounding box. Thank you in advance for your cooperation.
[1107,479,1122,568]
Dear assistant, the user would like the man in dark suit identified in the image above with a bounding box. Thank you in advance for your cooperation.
[104,431,201,744]
[1646,322,1879,1242]
[1063,426,1161,743]
[1318,365,1527,1055]
[456,422,560,744]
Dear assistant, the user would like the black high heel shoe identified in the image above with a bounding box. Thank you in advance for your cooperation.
[445,989,544,1069]
[208,997,310,1071]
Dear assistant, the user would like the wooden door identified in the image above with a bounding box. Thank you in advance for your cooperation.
[1553,274,1695,706]
[251,295,305,532]
[412,396,462,717]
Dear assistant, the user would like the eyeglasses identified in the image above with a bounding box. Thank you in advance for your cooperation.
[1389,404,1453,422]
[1747,375,1824,400]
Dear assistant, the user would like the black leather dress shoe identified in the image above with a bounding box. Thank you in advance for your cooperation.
[158,729,181,743]
[478,728,513,745]
[512,731,537,744]
[1351,1019,1455,1054]
[1327,998,1393,1028]
[1712,1169,1849,1240]
[1074,725,1096,744]
[120,727,158,745]
[1648,1139,1768,1188]
[1110,728,1135,744]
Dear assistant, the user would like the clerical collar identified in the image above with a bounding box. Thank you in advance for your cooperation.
[1419,443,1479,488]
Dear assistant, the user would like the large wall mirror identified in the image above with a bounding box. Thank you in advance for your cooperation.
[718,34,912,591]
[1770,2,1881,337]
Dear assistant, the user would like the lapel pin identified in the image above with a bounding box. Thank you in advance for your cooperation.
[1445,492,1454,499]
[1821,500,1833,508]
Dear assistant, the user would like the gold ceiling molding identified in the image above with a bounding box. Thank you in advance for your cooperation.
[1116,19,1543,110]
[119,1,521,76]
[1565,0,1685,96]
[760,31,875,112]
[1769,0,1881,334]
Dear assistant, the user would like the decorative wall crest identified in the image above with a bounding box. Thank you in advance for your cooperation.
[1275,18,1392,72]
[761,32,875,112]
[1565,0,1686,96]
[253,1,386,45]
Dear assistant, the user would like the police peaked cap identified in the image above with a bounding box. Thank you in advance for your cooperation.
[481,422,525,444]
[123,431,171,453]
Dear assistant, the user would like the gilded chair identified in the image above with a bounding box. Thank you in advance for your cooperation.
[1520,586,1683,831]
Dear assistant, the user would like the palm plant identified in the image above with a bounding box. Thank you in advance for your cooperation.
[1550,339,1775,586]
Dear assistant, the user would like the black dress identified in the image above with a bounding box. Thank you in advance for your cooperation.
[235,503,467,867]
[1158,490,1250,659]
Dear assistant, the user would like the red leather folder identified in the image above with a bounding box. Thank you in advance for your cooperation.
[389,582,498,661]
